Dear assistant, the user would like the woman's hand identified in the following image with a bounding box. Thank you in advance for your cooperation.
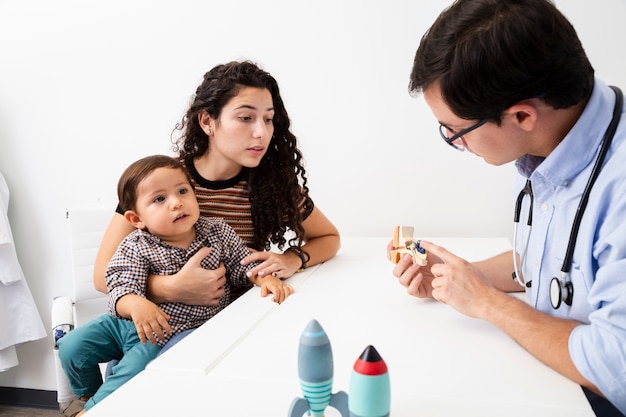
[242,249,302,279]
[147,247,227,306]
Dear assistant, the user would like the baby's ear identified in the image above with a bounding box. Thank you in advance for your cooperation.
[124,210,145,229]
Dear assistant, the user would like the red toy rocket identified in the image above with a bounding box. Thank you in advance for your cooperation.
[349,345,391,417]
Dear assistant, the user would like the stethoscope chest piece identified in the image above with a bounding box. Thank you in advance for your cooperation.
[550,276,574,309]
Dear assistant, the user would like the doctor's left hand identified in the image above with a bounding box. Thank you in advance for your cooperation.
[388,239,442,299]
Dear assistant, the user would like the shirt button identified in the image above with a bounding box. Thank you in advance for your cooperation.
[535,259,540,267]
[541,203,549,212]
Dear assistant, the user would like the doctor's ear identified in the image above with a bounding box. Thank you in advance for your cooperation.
[505,102,538,132]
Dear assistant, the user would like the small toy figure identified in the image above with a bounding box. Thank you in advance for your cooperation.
[390,226,427,266]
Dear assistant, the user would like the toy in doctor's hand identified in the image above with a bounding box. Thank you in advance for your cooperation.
[390,226,427,266]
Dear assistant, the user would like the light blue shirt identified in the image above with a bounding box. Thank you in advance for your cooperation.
[514,79,626,412]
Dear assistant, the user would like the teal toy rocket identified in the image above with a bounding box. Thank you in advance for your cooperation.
[348,345,391,417]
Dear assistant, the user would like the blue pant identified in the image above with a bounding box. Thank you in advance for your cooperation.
[57,314,161,411]
[104,326,196,375]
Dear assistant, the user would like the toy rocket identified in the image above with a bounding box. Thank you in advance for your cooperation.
[390,225,427,266]
[349,345,390,417]
[288,319,349,417]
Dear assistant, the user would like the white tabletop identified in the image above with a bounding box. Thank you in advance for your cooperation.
[144,263,322,374]
[87,237,595,417]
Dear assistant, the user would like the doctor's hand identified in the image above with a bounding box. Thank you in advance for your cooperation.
[387,239,443,299]
[422,241,498,319]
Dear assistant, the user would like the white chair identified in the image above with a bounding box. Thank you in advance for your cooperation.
[52,207,114,411]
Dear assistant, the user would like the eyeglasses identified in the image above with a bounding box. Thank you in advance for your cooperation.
[439,118,489,151]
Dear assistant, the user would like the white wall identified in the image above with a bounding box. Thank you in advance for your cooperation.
[0,0,624,394]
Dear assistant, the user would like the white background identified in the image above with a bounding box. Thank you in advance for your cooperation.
[1,0,625,394]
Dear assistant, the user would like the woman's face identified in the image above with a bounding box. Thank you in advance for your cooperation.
[200,86,275,178]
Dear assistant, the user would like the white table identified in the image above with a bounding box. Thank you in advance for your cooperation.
[86,237,595,417]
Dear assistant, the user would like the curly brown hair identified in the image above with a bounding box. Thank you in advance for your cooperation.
[172,61,310,251]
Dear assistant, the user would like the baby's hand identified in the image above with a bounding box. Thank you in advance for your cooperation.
[127,297,171,344]
[257,276,294,304]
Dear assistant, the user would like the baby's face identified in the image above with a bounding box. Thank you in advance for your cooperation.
[133,167,199,243]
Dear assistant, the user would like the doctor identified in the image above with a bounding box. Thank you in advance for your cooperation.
[389,1,626,416]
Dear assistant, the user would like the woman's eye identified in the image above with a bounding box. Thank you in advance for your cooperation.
[239,116,252,122]
[264,118,274,124]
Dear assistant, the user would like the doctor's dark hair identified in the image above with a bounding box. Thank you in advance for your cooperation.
[171,61,310,251]
[117,155,191,213]
[409,0,594,123]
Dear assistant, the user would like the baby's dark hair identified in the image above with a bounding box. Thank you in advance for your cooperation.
[118,155,190,213]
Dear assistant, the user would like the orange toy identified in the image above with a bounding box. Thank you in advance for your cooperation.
[390,226,427,266]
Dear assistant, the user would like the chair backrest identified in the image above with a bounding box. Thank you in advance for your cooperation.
[66,207,114,327]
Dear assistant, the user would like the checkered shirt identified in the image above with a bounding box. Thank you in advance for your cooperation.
[105,216,256,346]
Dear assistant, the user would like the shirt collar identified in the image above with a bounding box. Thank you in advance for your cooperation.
[135,217,208,249]
[516,78,616,187]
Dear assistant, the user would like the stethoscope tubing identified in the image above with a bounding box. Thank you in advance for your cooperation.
[512,86,623,308]
[560,86,623,274]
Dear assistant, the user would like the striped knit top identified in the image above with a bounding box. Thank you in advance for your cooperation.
[184,158,314,250]
[183,159,256,247]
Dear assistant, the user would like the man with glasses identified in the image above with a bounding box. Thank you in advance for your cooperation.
[439,118,489,151]
[389,1,626,415]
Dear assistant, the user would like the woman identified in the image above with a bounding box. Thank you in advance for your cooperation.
[94,60,340,307]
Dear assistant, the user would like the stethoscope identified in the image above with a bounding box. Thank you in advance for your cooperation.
[512,86,623,309]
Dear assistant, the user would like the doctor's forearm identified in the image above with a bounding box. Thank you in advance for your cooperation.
[473,250,524,292]
[482,290,599,394]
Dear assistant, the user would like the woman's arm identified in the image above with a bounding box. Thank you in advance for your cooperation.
[94,212,227,305]
[93,212,135,293]
[299,206,341,267]
[242,206,341,279]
